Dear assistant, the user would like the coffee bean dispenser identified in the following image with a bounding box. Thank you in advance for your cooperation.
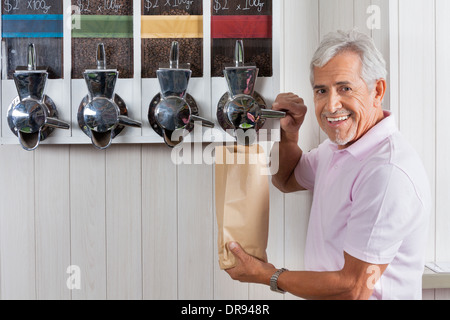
[2,0,70,145]
[6,44,70,151]
[216,40,285,145]
[77,43,142,150]
[148,41,214,148]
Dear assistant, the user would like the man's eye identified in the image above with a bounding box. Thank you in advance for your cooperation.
[342,87,352,92]
[316,89,326,95]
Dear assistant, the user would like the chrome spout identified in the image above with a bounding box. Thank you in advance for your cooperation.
[18,131,41,151]
[91,131,113,150]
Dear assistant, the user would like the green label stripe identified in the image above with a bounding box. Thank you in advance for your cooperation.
[72,15,133,38]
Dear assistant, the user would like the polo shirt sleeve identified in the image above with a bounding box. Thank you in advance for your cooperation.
[294,148,319,190]
[343,164,425,265]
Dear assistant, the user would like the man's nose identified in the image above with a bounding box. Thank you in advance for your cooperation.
[325,91,342,114]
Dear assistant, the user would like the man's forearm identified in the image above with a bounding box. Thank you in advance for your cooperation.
[272,130,304,193]
[276,270,359,300]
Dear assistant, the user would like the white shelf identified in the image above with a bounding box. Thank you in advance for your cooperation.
[423,267,450,290]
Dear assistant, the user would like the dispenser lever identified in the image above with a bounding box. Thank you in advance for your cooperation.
[234,40,245,67]
[27,43,37,71]
[261,109,286,119]
[191,115,215,128]
[170,41,179,69]
[97,43,106,70]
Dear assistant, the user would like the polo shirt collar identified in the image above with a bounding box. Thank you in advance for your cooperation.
[329,111,398,161]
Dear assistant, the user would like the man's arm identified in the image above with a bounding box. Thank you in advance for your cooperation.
[271,93,308,193]
[226,242,388,300]
[271,130,305,193]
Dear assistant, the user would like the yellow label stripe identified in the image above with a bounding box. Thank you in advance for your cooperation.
[141,15,203,39]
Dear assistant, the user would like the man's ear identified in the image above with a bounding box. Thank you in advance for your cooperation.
[373,78,386,108]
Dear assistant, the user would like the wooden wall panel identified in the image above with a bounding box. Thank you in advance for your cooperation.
[35,146,71,300]
[435,0,450,300]
[398,0,436,264]
[0,146,36,299]
[105,145,142,299]
[70,145,107,300]
[177,147,214,300]
[142,145,178,300]
[282,0,319,301]
[435,0,450,264]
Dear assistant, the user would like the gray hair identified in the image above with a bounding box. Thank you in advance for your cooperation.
[310,29,387,90]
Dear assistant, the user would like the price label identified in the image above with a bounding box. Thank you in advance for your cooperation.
[71,0,131,15]
[143,0,201,15]
[213,0,266,14]
[3,0,62,14]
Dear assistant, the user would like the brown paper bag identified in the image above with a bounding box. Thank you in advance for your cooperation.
[215,144,270,270]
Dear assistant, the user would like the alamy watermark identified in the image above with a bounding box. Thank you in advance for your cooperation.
[66,265,81,290]
[168,125,280,176]
[367,5,381,30]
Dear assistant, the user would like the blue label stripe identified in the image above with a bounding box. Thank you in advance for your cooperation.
[2,14,63,20]
[2,14,63,38]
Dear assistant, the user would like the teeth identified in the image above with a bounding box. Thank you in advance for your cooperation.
[327,116,350,122]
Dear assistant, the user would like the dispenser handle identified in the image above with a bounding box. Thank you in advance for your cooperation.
[191,115,215,128]
[234,40,245,67]
[261,109,287,119]
[97,43,106,70]
[27,43,37,71]
[118,115,142,128]
[46,117,70,130]
[170,41,179,69]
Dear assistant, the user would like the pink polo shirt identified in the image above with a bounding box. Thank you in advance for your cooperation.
[295,112,431,300]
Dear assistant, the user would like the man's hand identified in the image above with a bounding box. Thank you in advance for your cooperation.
[272,93,308,135]
[225,242,277,286]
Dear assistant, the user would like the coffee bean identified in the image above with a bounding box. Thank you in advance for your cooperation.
[72,38,134,79]
[211,39,272,77]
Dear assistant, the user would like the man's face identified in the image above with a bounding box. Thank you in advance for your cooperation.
[313,51,382,149]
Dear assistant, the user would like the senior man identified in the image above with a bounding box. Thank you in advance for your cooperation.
[226,30,431,300]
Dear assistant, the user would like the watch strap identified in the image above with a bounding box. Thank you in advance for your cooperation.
[270,268,288,294]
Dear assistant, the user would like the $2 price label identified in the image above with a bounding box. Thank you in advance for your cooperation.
[213,0,265,14]
[4,0,52,14]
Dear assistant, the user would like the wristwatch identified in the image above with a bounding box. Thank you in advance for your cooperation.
[270,268,288,294]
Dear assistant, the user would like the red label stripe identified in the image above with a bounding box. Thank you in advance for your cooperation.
[211,15,272,39]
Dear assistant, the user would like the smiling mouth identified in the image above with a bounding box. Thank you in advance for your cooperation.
[326,114,351,126]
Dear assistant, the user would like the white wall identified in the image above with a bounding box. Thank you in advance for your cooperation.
[0,0,449,300]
